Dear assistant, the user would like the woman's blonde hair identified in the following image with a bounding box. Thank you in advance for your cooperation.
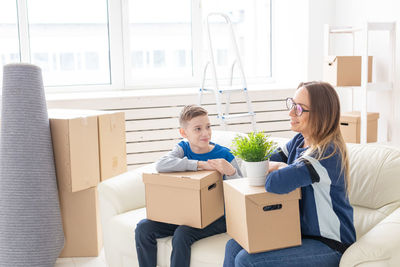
[298,81,350,192]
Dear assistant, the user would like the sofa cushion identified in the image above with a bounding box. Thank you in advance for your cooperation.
[110,207,231,267]
[99,164,156,215]
[347,143,400,239]
[190,233,231,267]
[353,204,397,238]
[347,143,400,210]
[108,207,172,267]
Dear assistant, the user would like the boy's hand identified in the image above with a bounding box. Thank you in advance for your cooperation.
[268,161,288,173]
[197,160,216,171]
[207,159,236,176]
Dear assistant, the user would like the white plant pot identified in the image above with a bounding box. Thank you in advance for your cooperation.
[243,160,269,186]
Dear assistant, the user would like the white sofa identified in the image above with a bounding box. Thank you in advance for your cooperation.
[98,131,400,267]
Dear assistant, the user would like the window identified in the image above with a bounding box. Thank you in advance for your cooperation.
[131,51,144,69]
[33,53,50,71]
[0,0,271,91]
[27,0,110,86]
[85,52,100,70]
[173,50,186,68]
[0,0,19,83]
[127,0,192,82]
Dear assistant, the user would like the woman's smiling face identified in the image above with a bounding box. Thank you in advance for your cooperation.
[289,86,311,137]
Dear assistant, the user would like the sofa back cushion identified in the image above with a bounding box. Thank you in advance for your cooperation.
[211,130,245,150]
[347,143,400,237]
[347,143,400,209]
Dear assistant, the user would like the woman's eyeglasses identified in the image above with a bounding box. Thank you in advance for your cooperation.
[286,98,310,116]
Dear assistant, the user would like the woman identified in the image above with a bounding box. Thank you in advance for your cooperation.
[223,81,356,267]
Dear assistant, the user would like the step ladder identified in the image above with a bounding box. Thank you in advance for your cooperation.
[199,12,256,131]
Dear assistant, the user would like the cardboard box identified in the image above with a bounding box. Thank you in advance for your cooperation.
[50,109,127,184]
[143,171,224,229]
[340,111,380,143]
[58,186,103,257]
[323,56,373,86]
[97,111,127,181]
[223,178,301,254]
[49,110,100,193]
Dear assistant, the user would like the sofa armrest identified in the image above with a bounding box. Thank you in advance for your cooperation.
[98,164,156,221]
[340,207,400,267]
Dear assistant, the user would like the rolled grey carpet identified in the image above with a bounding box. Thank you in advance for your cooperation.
[0,63,64,266]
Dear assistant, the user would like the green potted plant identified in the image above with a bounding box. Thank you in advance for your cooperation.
[231,132,277,186]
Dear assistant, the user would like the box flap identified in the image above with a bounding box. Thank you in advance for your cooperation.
[98,112,127,181]
[143,171,221,190]
[69,116,100,192]
[341,111,380,123]
[367,112,380,120]
[224,179,301,205]
[340,113,360,123]
[247,188,301,207]
[48,109,101,120]
[324,56,337,65]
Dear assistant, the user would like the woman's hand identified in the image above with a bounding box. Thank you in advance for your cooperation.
[207,159,236,176]
[269,161,288,173]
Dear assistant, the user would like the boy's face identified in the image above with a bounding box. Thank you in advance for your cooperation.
[179,115,212,152]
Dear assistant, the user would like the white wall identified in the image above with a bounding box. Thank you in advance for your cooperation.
[307,0,335,80]
[332,0,400,145]
[273,0,336,84]
[273,0,309,86]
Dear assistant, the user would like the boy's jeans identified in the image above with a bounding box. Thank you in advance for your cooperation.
[135,216,226,267]
[223,238,342,267]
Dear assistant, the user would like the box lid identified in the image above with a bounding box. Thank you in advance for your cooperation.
[48,109,122,119]
[224,178,301,205]
[143,170,222,190]
[341,111,380,123]
[48,109,100,120]
[324,55,372,64]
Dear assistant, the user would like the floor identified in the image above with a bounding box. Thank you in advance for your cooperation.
[55,248,107,267]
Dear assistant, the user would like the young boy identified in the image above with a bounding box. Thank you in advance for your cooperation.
[135,105,242,267]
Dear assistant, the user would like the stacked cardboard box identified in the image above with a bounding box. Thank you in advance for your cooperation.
[223,178,301,253]
[49,109,127,257]
[340,111,379,143]
[323,56,373,86]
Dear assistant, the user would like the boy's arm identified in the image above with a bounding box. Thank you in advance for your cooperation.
[208,158,243,179]
[225,158,243,179]
[155,144,198,172]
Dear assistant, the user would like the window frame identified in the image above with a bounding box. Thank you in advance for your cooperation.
[6,0,272,92]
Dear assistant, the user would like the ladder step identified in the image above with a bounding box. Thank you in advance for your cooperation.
[201,87,246,93]
[219,112,255,121]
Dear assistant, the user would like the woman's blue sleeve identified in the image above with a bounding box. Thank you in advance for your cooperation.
[269,149,286,162]
[266,149,339,194]
[269,134,300,163]
[265,161,313,194]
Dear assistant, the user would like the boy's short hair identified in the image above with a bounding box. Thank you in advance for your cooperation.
[179,105,208,127]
